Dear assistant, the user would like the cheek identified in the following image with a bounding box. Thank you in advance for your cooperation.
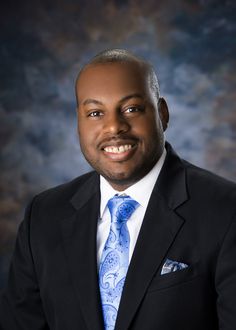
[135,118,160,140]
[78,126,100,159]
[78,121,94,143]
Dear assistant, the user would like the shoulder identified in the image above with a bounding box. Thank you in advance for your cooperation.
[166,142,236,198]
[35,171,97,200]
[163,142,236,213]
[28,171,99,219]
[178,160,236,230]
[183,159,236,200]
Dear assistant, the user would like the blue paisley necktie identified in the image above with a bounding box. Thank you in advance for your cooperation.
[99,195,139,330]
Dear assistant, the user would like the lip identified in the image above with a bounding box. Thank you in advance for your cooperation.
[99,138,137,148]
[101,142,137,161]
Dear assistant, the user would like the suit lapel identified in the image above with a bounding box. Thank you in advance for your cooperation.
[115,143,188,330]
[60,173,104,330]
[59,143,188,330]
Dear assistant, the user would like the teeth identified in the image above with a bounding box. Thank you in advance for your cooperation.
[104,145,132,154]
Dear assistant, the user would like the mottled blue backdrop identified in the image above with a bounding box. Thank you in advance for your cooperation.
[0,0,235,289]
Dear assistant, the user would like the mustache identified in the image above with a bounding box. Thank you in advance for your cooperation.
[98,134,139,149]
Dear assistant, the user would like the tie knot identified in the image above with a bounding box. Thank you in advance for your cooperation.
[107,195,139,223]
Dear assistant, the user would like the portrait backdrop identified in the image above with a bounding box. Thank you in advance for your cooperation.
[0,0,235,289]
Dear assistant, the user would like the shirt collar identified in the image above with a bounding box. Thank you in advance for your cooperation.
[100,148,166,218]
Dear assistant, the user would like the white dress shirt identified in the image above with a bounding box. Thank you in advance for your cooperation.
[97,148,166,266]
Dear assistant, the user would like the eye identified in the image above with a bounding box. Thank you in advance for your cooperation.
[123,106,144,114]
[88,110,104,118]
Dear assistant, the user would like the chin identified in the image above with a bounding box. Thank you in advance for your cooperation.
[102,170,131,182]
[104,169,145,189]
[105,172,131,183]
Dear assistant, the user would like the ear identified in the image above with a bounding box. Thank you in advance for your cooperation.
[158,97,169,131]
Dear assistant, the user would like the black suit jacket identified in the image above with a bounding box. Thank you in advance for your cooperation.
[1,143,236,330]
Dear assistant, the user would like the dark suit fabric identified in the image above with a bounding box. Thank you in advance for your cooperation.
[1,143,236,330]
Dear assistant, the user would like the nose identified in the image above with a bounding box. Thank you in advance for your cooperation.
[103,112,130,135]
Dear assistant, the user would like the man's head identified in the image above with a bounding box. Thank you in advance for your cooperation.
[75,48,169,191]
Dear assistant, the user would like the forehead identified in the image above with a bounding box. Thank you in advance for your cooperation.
[76,62,151,102]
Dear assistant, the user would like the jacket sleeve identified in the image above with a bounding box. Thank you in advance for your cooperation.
[215,211,236,330]
[0,198,49,330]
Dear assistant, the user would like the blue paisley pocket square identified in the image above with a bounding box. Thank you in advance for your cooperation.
[161,259,188,275]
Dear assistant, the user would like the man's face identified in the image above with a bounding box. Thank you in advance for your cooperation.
[76,62,168,191]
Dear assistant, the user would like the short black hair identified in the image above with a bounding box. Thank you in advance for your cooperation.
[76,48,160,101]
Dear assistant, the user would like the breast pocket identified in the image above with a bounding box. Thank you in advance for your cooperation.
[147,261,203,293]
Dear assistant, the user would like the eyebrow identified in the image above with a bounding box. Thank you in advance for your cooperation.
[120,93,144,103]
[82,93,144,106]
[81,98,103,106]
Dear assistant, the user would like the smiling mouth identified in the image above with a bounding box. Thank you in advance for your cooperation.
[103,144,133,154]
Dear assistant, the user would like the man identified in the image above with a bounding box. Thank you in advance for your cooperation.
[0,49,236,330]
